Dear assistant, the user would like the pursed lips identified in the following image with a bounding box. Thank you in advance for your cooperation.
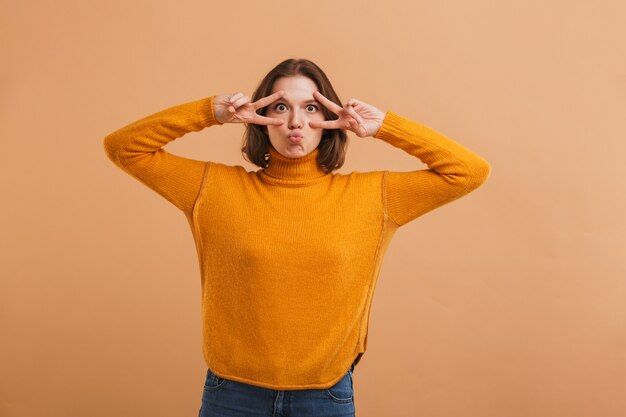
[288,133,303,144]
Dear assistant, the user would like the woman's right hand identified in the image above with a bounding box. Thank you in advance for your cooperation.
[212,91,286,126]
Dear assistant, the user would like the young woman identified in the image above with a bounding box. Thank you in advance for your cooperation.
[103,58,491,417]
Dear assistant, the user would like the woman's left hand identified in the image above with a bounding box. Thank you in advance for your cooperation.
[309,91,386,138]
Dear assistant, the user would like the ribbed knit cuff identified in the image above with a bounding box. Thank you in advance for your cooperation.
[197,95,223,127]
[373,111,422,142]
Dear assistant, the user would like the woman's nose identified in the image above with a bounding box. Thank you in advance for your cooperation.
[289,112,303,129]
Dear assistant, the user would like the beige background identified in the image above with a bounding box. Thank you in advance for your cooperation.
[2,0,625,416]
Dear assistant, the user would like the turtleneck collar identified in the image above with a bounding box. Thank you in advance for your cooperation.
[259,146,329,187]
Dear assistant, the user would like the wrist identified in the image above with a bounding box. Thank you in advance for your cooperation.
[371,111,386,137]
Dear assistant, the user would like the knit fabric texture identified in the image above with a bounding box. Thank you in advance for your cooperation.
[103,95,491,390]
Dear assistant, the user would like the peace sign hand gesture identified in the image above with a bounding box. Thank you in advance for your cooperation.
[309,91,386,138]
[213,91,286,126]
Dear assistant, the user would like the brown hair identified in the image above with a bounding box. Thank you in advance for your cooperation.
[241,58,348,173]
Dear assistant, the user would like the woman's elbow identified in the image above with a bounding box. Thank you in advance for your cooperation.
[468,160,492,190]
[102,133,126,166]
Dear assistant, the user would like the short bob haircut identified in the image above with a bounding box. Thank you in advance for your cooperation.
[241,58,348,173]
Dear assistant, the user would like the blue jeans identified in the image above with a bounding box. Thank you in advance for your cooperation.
[199,361,357,417]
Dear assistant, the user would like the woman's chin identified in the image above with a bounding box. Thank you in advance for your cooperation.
[283,146,306,158]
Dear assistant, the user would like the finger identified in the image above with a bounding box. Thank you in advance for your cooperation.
[229,92,243,103]
[347,98,361,106]
[347,118,365,135]
[344,104,363,124]
[231,95,250,109]
[227,93,243,112]
[309,119,343,129]
[253,114,285,126]
[313,90,343,114]
[252,90,285,110]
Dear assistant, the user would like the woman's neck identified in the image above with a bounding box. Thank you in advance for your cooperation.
[259,146,329,186]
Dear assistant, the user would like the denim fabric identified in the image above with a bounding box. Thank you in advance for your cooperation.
[198,361,357,417]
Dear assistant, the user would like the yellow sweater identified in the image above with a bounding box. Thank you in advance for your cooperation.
[103,95,491,390]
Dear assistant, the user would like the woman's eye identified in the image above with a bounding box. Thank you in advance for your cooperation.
[273,103,318,112]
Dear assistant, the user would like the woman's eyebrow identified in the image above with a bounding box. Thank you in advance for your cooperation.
[274,98,319,104]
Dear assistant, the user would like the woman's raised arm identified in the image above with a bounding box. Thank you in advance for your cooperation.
[310,90,491,228]
[373,112,491,227]
[102,96,222,215]
[102,91,285,215]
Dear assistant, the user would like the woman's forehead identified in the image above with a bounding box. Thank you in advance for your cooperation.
[269,76,321,104]
[271,89,319,103]
[273,76,316,92]
[273,94,319,105]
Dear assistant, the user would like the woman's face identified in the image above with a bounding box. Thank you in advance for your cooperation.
[266,75,326,159]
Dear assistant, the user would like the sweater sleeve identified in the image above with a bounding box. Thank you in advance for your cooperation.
[103,96,223,215]
[372,111,491,227]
